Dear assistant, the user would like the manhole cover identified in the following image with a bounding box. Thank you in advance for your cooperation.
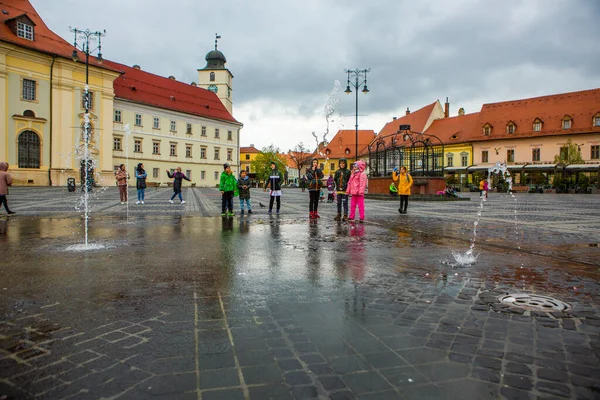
[498,294,571,312]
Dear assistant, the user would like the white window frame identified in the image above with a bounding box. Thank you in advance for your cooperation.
[595,117,600,127]
[186,145,192,158]
[215,128,220,138]
[200,147,207,159]
[201,171,206,180]
[186,123,192,134]
[153,117,160,129]
[170,120,176,132]
[153,168,159,178]
[170,143,177,156]
[134,139,142,153]
[113,137,122,151]
[201,126,207,136]
[214,148,220,160]
[135,113,143,126]
[22,78,36,101]
[533,121,542,132]
[227,130,233,140]
[562,119,571,129]
[114,109,122,123]
[227,149,232,161]
[17,22,34,40]
[214,171,219,180]
[152,141,160,155]
[532,148,541,162]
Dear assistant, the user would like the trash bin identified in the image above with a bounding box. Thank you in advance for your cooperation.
[67,178,76,192]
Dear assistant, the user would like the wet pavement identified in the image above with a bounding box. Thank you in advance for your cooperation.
[1,188,599,399]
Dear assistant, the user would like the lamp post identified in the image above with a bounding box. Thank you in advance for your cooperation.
[344,68,370,162]
[69,27,105,193]
[69,27,105,248]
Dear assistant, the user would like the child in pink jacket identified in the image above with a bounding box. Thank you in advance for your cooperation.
[346,160,367,222]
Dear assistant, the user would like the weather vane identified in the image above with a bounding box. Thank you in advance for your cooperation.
[215,33,221,50]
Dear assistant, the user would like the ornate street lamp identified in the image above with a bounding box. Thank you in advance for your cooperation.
[69,27,106,194]
[344,68,370,162]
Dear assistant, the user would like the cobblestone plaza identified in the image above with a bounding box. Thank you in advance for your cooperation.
[1,188,599,399]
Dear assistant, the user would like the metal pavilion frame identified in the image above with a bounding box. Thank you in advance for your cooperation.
[368,125,445,177]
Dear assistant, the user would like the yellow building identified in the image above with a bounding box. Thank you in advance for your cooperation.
[0,1,119,186]
[0,0,242,187]
[240,145,260,174]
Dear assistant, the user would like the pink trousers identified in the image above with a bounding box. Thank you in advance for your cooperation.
[349,195,365,220]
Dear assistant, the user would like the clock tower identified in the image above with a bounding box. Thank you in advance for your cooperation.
[198,34,233,114]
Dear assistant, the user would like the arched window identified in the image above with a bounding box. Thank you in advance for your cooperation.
[482,123,492,136]
[506,122,516,134]
[23,109,36,118]
[533,118,543,132]
[562,115,572,130]
[210,72,215,82]
[18,130,40,168]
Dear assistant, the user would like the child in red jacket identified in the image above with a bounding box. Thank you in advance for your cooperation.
[346,160,367,222]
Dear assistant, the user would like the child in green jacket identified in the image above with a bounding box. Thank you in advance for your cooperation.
[219,163,237,216]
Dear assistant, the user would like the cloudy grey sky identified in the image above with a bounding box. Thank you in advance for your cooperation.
[33,0,600,151]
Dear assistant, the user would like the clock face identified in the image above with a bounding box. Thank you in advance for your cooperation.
[207,84,218,93]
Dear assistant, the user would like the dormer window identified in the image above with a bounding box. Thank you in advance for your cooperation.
[17,22,34,41]
[325,149,331,155]
[533,118,543,132]
[593,112,600,127]
[482,124,492,136]
[506,122,516,134]
[562,116,572,130]
[450,135,458,140]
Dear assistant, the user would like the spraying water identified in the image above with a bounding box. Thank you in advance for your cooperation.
[452,162,513,265]
[312,80,342,166]
[74,84,94,248]
[124,124,131,222]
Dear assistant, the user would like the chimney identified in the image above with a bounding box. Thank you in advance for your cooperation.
[405,107,410,115]
[132,64,141,70]
[392,117,397,120]
[168,75,176,80]
[444,97,449,118]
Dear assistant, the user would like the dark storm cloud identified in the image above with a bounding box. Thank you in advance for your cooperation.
[34,0,600,120]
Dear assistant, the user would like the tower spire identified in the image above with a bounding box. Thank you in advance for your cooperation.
[215,33,221,50]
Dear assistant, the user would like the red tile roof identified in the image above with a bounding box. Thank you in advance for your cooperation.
[321,130,376,159]
[0,0,117,72]
[469,88,600,142]
[2,0,238,124]
[377,101,439,138]
[240,146,260,153]
[103,60,239,124]
[424,112,480,144]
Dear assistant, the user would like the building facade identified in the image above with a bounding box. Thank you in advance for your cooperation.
[240,145,260,174]
[0,0,241,187]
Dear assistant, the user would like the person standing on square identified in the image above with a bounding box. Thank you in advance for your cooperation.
[393,166,413,214]
[333,158,351,221]
[347,160,368,222]
[220,163,237,216]
[306,158,324,219]
[237,169,253,214]
[264,161,283,214]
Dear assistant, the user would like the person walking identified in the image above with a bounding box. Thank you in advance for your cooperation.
[393,166,413,214]
[0,162,15,215]
[306,158,324,219]
[237,170,253,214]
[220,163,237,216]
[347,160,368,222]
[264,161,283,214]
[135,163,147,204]
[115,164,129,204]
[167,167,190,204]
[300,175,306,192]
[483,179,489,200]
[333,158,351,221]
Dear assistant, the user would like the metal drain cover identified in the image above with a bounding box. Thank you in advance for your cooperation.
[498,294,571,312]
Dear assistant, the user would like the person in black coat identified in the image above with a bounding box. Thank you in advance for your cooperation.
[167,167,190,204]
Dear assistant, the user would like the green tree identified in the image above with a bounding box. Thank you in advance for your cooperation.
[554,138,584,164]
[250,144,288,183]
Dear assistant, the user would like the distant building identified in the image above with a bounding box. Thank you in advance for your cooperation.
[317,129,376,175]
[240,145,260,174]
